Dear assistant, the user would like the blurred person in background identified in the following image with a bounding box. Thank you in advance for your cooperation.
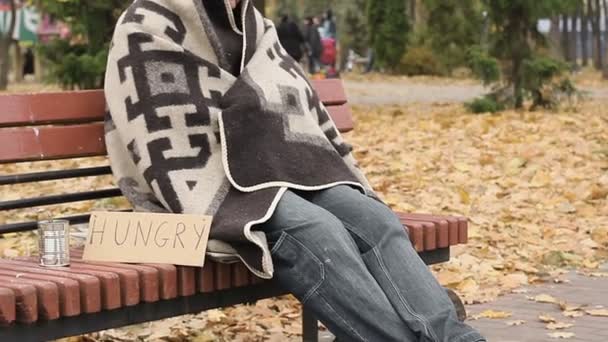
[277,14,305,62]
[322,9,337,39]
[303,16,323,74]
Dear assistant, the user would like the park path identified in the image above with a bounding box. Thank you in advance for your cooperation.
[319,265,608,342]
[343,78,608,106]
[468,264,608,342]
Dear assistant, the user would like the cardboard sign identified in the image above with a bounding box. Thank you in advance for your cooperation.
[82,211,212,267]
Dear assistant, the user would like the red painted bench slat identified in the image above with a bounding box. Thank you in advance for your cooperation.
[0,82,345,127]
[0,282,37,324]
[1,259,103,313]
[0,268,78,318]
[0,287,16,326]
[0,124,106,163]
[0,105,350,164]
[0,275,59,321]
[0,90,106,127]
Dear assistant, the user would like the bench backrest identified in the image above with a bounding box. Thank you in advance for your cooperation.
[0,79,354,234]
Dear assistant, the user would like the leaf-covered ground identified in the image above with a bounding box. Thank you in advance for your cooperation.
[1,80,607,341]
[348,102,608,305]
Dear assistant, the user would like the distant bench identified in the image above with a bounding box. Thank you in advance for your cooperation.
[0,79,468,341]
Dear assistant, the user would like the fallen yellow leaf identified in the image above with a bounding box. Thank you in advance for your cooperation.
[539,314,557,323]
[546,322,574,330]
[473,310,512,319]
[548,332,575,339]
[562,310,585,318]
[529,294,559,304]
[506,320,526,326]
[585,309,608,317]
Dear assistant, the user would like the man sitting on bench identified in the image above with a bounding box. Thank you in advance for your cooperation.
[104,0,485,341]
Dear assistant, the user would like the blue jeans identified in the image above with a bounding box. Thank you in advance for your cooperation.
[260,185,485,342]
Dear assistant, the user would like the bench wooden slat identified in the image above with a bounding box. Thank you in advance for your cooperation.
[0,268,77,319]
[2,259,104,313]
[231,263,250,288]
[0,275,60,321]
[0,90,106,127]
[197,262,216,293]
[64,263,139,307]
[399,215,450,248]
[0,282,37,324]
[401,221,424,252]
[215,263,232,290]
[328,104,354,133]
[0,287,16,326]
[401,213,466,245]
[176,267,196,297]
[311,79,348,105]
[74,248,179,301]
[0,106,350,164]
[0,123,106,163]
[22,259,121,311]
[0,80,344,127]
[69,252,160,303]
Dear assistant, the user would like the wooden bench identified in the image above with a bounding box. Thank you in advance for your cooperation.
[0,79,468,341]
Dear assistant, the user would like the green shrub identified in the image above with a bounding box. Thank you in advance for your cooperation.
[466,46,500,86]
[367,0,410,72]
[397,46,444,76]
[522,56,572,110]
[466,95,505,113]
[38,39,108,90]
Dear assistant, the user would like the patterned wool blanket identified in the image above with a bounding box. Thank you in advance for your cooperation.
[104,0,373,278]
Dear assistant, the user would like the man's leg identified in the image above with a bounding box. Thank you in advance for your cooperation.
[259,190,417,342]
[304,186,486,342]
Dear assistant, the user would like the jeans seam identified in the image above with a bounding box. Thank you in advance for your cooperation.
[453,330,486,342]
[373,247,440,342]
[270,231,288,254]
[340,220,375,249]
[278,233,325,304]
[317,290,369,342]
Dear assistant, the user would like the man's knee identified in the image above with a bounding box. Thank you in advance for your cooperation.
[346,207,409,251]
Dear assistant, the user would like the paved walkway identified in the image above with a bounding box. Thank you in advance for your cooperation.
[318,264,608,341]
[343,79,608,106]
[468,264,608,342]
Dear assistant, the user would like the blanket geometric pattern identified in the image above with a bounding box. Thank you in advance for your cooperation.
[104,0,373,278]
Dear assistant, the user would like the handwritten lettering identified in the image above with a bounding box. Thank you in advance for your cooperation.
[154,221,169,248]
[173,223,186,248]
[84,212,212,267]
[114,220,130,246]
[88,216,106,245]
[194,223,206,249]
[135,221,152,246]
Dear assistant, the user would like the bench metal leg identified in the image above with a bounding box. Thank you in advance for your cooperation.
[302,306,319,342]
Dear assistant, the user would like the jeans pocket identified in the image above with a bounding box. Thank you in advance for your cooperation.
[270,232,325,303]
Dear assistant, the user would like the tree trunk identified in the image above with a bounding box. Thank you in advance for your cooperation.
[571,12,579,64]
[596,0,604,69]
[510,13,526,109]
[549,16,562,59]
[0,0,17,90]
[409,0,416,25]
[562,14,571,61]
[592,0,603,69]
[581,0,589,66]
[13,42,23,82]
[603,0,608,77]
